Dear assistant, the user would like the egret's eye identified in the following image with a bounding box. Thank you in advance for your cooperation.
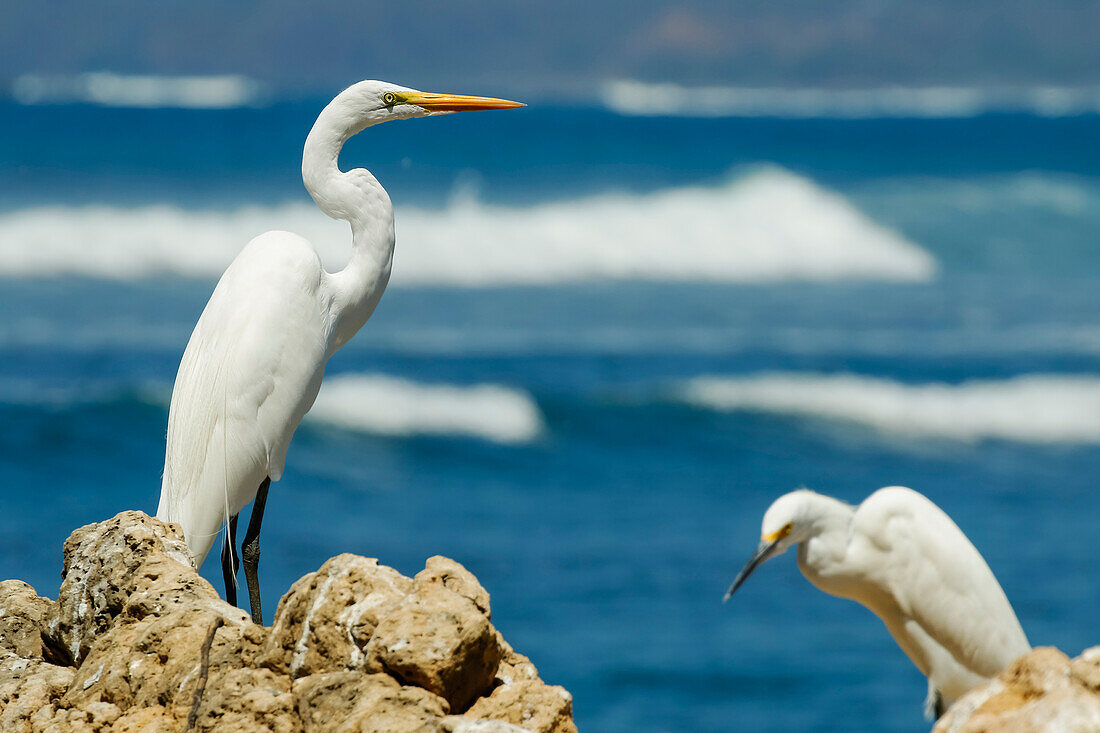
[762,522,793,543]
[382,92,398,106]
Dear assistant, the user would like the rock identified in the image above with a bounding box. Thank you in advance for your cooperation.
[441,716,530,732]
[1071,647,1100,693]
[934,646,1100,733]
[465,680,576,733]
[109,706,178,732]
[415,556,492,617]
[0,581,59,663]
[494,642,543,686]
[0,657,76,732]
[0,511,576,733]
[294,671,448,732]
[54,511,195,665]
[208,618,270,670]
[465,644,577,733]
[262,554,412,678]
[192,667,300,733]
[120,554,226,621]
[366,579,503,712]
[64,608,241,717]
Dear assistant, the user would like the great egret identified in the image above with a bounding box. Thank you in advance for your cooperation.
[156,80,523,623]
[724,486,1030,718]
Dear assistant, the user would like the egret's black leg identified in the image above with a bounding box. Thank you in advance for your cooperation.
[241,477,271,624]
[220,514,240,607]
[933,690,946,720]
[924,684,945,721]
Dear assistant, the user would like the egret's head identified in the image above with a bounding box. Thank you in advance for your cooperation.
[723,490,819,602]
[330,80,524,133]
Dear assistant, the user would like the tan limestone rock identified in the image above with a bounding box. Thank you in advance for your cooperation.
[0,581,59,663]
[191,667,301,733]
[54,511,194,665]
[208,617,270,670]
[0,657,75,732]
[465,680,577,733]
[1070,646,1100,693]
[108,706,177,733]
[1,512,576,733]
[63,607,246,719]
[294,671,449,733]
[494,641,541,686]
[934,646,1100,733]
[414,557,492,617]
[465,641,576,733]
[441,716,530,732]
[262,554,412,678]
[119,554,225,621]
[366,582,503,712]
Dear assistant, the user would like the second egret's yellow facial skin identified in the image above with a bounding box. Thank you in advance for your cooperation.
[762,522,793,544]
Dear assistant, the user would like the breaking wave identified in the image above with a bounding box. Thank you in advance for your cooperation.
[0,167,934,284]
[603,80,1100,119]
[307,374,543,443]
[11,73,265,109]
[0,372,542,444]
[677,373,1100,444]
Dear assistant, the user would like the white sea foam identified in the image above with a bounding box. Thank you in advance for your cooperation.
[678,373,1100,444]
[0,372,543,443]
[858,172,1100,217]
[603,80,1100,119]
[307,374,543,443]
[12,73,264,108]
[0,167,934,284]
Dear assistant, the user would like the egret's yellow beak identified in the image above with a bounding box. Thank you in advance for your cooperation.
[402,91,525,112]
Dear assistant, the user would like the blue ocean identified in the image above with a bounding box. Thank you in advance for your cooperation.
[2,90,1100,732]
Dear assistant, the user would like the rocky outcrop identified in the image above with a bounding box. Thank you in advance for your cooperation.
[934,646,1100,733]
[0,511,577,733]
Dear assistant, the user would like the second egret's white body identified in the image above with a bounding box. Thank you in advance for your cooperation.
[725,486,1030,716]
[156,80,522,621]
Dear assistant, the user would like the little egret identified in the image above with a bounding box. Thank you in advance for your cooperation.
[156,81,523,623]
[724,486,1030,718]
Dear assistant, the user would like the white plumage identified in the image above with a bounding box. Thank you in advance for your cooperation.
[157,231,331,564]
[156,80,522,621]
[725,486,1030,717]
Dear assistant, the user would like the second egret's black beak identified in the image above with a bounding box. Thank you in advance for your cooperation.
[723,537,782,602]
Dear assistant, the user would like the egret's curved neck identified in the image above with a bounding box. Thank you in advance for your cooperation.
[302,100,395,352]
[796,495,855,588]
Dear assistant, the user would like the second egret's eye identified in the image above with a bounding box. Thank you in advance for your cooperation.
[382,92,398,106]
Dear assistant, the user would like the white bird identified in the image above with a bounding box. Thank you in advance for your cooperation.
[724,486,1030,718]
[156,80,523,623]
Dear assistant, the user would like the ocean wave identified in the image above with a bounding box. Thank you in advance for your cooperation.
[0,373,543,443]
[0,167,934,284]
[856,172,1100,217]
[11,73,265,109]
[677,373,1100,444]
[307,374,543,443]
[603,80,1100,119]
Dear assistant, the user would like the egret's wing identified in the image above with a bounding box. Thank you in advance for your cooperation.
[852,487,1030,680]
[160,231,330,563]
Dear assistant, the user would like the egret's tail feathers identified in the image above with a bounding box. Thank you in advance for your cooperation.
[154,491,168,522]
